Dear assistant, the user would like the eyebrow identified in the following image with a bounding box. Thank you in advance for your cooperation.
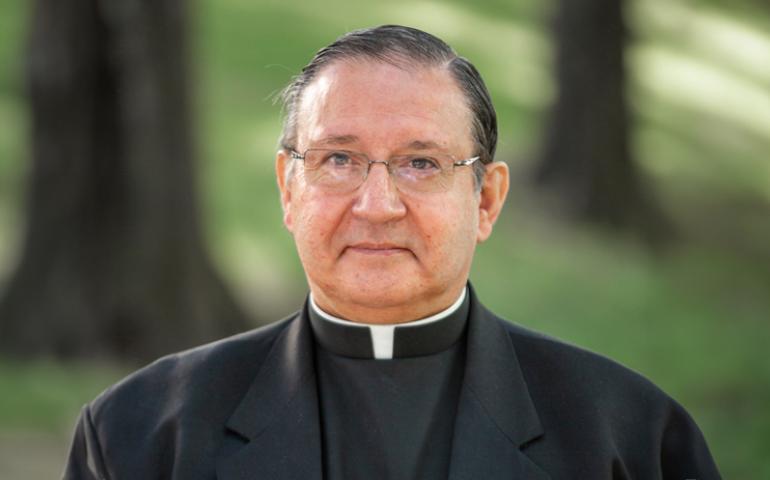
[316,135,359,146]
[406,140,443,151]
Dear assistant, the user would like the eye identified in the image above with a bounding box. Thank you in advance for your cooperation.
[324,151,353,167]
[408,156,440,170]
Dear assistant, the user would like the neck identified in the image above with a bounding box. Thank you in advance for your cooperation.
[310,284,468,325]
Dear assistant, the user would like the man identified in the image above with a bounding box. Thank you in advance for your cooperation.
[64,25,720,479]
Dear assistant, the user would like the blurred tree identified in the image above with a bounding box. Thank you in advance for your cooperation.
[0,0,248,361]
[534,0,669,243]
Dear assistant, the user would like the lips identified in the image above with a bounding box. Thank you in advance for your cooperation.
[346,243,411,256]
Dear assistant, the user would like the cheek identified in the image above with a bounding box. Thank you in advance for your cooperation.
[291,192,345,253]
[418,202,478,262]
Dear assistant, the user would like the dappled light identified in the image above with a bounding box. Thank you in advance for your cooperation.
[635,0,770,87]
[634,47,770,139]
[381,1,554,109]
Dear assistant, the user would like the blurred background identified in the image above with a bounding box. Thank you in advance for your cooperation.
[0,0,768,478]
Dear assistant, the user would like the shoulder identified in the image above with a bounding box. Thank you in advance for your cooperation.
[486,312,719,476]
[493,312,671,409]
[88,313,297,434]
[495,317,681,420]
[65,314,302,478]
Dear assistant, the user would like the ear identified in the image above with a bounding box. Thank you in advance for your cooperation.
[476,161,509,243]
[275,149,294,232]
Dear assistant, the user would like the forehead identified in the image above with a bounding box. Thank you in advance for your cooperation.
[296,59,473,153]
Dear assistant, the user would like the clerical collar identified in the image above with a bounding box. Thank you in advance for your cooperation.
[308,287,469,360]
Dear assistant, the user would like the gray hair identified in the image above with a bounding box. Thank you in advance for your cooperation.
[277,25,497,189]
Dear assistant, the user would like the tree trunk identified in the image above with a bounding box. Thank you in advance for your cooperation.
[534,0,669,243]
[0,0,248,361]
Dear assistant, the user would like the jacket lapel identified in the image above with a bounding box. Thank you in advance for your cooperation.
[216,307,323,480]
[448,287,550,479]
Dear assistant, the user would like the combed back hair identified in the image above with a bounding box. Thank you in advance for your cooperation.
[277,25,498,189]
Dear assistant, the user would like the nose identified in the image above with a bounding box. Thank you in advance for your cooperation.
[351,162,407,223]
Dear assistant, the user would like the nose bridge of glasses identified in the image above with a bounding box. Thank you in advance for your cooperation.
[363,158,395,179]
[354,157,406,219]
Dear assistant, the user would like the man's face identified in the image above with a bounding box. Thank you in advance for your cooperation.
[276,60,508,323]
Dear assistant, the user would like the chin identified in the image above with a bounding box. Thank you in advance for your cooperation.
[337,278,422,309]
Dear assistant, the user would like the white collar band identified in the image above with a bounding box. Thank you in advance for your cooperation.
[308,287,469,360]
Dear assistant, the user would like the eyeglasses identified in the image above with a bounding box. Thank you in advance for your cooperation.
[290,148,480,194]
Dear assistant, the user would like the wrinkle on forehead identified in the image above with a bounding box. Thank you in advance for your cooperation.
[296,60,474,155]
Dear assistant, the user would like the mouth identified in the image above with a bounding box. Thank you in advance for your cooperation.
[346,243,411,256]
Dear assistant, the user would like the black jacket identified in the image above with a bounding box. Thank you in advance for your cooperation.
[64,288,720,479]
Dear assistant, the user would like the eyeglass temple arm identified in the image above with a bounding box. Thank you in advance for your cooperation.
[454,156,480,167]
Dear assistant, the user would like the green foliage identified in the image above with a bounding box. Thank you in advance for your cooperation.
[0,360,127,433]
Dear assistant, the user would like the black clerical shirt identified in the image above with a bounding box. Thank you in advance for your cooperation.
[308,290,470,480]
